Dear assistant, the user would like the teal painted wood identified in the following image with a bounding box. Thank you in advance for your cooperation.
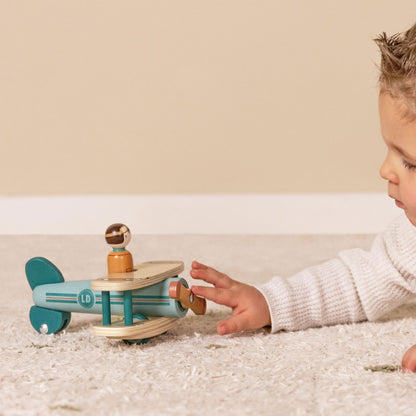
[29,306,71,334]
[26,257,65,290]
[102,291,111,326]
[32,277,188,318]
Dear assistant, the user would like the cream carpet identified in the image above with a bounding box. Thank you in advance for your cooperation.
[2,234,416,416]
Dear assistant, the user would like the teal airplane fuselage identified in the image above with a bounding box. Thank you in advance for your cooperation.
[33,278,188,318]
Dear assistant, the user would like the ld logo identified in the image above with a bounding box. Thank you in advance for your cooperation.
[78,289,95,309]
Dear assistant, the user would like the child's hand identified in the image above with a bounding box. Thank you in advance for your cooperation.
[190,261,271,335]
[402,344,416,373]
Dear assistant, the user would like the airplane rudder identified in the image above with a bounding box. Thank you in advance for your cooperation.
[25,257,65,290]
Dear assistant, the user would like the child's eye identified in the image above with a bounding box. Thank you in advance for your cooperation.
[403,159,416,170]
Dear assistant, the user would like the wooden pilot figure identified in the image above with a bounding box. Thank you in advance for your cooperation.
[105,223,134,275]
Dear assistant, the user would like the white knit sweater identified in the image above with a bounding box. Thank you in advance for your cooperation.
[257,213,416,333]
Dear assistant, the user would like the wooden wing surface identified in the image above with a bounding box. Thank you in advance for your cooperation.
[92,316,179,340]
[91,260,184,291]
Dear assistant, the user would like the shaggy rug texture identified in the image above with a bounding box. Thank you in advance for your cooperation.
[2,233,416,416]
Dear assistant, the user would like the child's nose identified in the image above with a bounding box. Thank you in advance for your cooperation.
[379,157,399,184]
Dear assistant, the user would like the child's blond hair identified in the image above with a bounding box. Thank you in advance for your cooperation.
[374,23,416,117]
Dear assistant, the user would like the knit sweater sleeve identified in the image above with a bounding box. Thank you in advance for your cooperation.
[256,214,416,333]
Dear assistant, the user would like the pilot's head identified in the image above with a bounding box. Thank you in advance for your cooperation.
[105,223,131,249]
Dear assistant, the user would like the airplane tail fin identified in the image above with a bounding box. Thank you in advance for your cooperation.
[25,257,71,334]
[25,257,65,290]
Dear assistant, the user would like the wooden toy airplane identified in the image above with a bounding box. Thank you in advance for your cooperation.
[25,224,206,344]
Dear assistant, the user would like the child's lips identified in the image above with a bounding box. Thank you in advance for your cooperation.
[389,193,404,208]
[395,199,405,209]
[389,193,404,209]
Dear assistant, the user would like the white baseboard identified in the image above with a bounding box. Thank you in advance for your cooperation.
[0,193,399,234]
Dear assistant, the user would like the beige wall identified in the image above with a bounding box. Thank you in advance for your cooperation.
[1,1,414,195]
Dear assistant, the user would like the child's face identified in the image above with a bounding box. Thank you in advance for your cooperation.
[379,92,416,226]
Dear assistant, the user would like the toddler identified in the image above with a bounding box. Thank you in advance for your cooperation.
[190,22,416,373]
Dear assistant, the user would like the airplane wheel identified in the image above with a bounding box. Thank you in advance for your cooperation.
[123,338,149,345]
[30,306,71,334]
[123,313,149,344]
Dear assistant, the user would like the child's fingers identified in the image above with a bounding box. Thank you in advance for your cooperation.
[217,313,250,335]
[190,265,233,289]
[192,260,224,276]
[191,286,237,308]
[191,260,208,270]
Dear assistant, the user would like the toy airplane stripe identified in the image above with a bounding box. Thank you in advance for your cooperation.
[46,296,77,300]
[95,296,171,301]
[46,293,171,299]
[47,293,77,297]
[46,294,77,303]
[96,297,171,302]
[95,301,170,304]
[96,300,170,306]
[132,295,170,299]
[45,294,170,302]
[46,298,171,305]
[133,300,170,305]
[96,302,171,307]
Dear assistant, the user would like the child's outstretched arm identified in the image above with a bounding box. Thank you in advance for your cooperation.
[190,261,271,335]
